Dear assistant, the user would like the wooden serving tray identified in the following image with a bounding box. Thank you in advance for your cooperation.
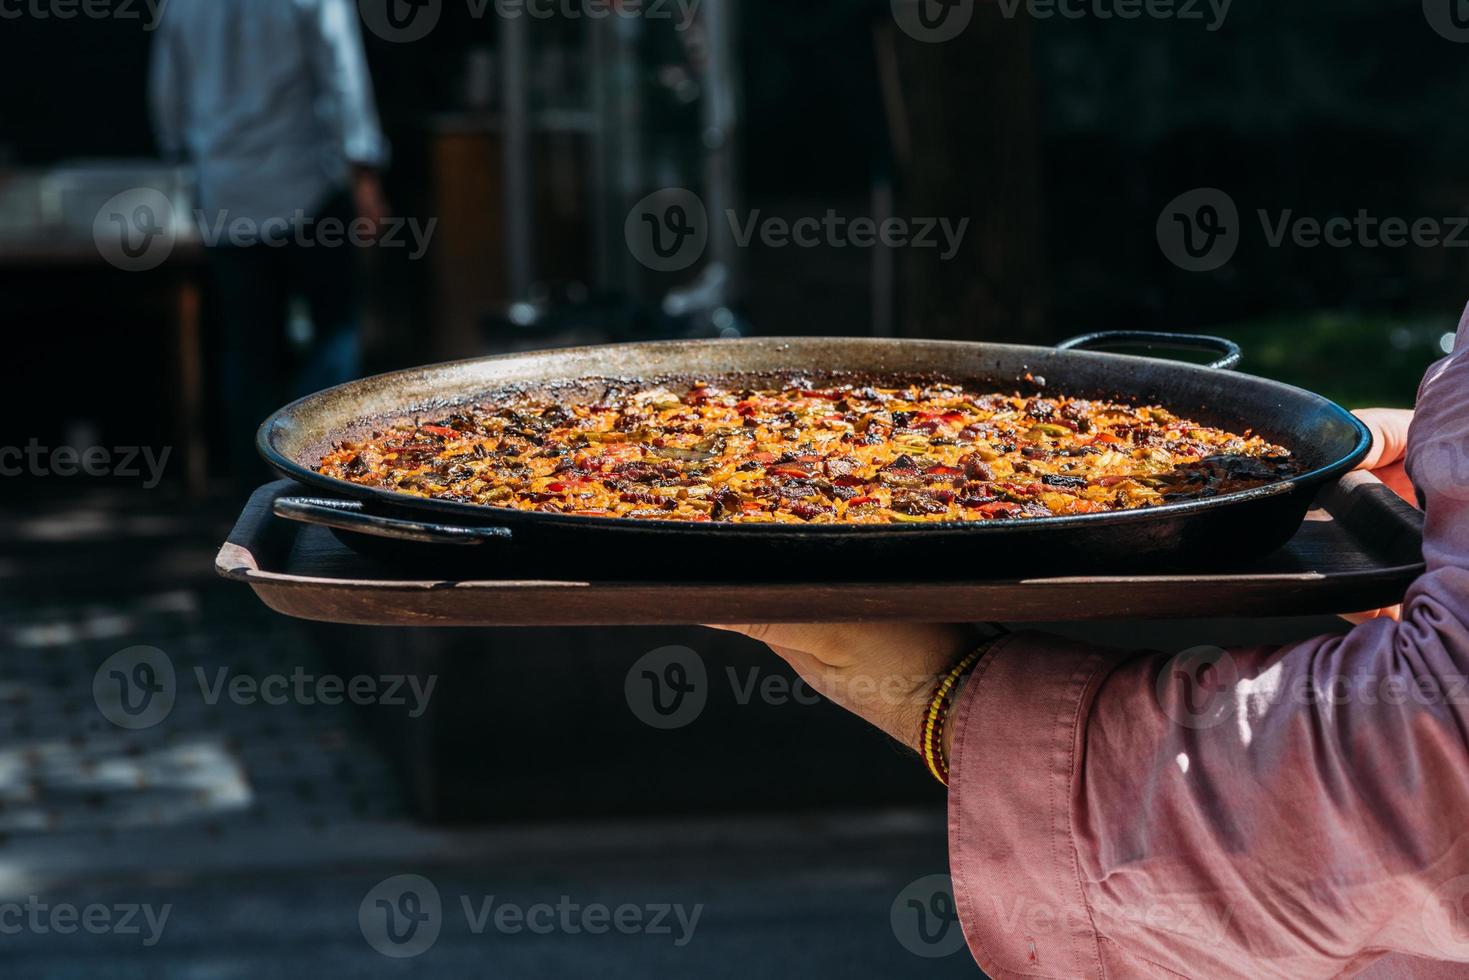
[217,477,1424,626]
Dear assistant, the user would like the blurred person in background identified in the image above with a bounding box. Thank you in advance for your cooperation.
[150,0,389,481]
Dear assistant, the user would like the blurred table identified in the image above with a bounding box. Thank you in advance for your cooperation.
[0,164,209,495]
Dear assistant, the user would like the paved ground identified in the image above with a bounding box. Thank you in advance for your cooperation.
[0,489,985,979]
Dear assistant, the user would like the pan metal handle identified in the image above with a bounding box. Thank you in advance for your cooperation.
[272,496,511,546]
[1056,330,1242,371]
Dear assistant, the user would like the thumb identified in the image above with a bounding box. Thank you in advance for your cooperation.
[1352,408,1413,472]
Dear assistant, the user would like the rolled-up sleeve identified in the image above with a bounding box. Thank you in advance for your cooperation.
[309,0,390,168]
[948,307,1469,980]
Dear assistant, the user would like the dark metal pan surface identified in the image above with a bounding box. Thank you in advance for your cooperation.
[257,333,1371,578]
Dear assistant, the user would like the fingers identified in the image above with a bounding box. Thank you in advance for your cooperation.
[1340,605,1403,626]
[1352,408,1414,472]
[703,624,827,649]
[704,623,879,666]
[707,622,975,670]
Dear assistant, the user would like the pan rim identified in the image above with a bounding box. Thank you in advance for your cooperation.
[257,337,1373,537]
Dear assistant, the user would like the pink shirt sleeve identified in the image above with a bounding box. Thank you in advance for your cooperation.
[947,307,1469,980]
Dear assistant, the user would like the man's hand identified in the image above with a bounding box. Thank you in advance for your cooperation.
[1352,408,1415,503]
[704,623,979,750]
[1342,408,1416,624]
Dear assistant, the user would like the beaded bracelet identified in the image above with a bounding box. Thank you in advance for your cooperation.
[920,632,1005,787]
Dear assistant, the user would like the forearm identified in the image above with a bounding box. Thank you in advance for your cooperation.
[947,306,1469,976]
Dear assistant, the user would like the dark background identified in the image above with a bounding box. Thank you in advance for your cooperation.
[1,0,1461,449]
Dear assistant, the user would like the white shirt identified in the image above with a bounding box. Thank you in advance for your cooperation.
[149,0,389,225]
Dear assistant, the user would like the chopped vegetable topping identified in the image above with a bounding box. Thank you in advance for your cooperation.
[317,380,1299,524]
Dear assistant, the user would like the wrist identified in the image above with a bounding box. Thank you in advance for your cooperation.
[922,631,1004,787]
[941,673,969,763]
[920,629,1004,787]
